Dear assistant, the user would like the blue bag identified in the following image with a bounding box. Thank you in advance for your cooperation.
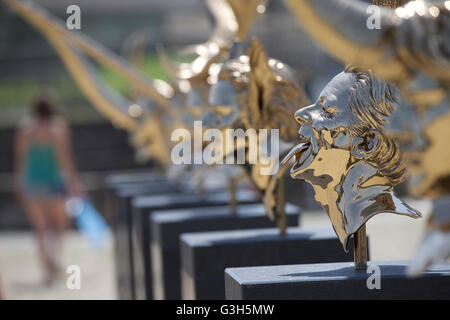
[66,197,108,249]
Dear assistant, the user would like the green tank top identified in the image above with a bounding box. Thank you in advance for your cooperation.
[23,142,65,192]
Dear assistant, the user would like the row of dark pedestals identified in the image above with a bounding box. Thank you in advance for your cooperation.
[106,171,450,300]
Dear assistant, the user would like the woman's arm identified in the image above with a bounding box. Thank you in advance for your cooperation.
[54,118,84,195]
[13,124,26,202]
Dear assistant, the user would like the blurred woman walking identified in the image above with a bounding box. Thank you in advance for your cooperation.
[14,94,83,285]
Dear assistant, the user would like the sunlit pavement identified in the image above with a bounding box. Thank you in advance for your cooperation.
[0,230,116,300]
[0,198,430,300]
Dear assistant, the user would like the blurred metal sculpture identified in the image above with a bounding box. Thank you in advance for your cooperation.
[158,0,268,87]
[150,0,268,170]
[282,67,422,268]
[408,196,450,276]
[285,0,450,274]
[206,38,309,233]
[151,1,310,230]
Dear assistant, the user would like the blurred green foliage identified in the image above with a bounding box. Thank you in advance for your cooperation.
[97,51,194,95]
[97,53,171,96]
[0,51,194,109]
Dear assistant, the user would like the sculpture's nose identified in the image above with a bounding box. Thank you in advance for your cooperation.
[295,107,312,125]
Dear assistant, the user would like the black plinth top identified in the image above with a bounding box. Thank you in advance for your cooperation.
[132,189,259,209]
[181,226,333,247]
[226,261,450,284]
[106,171,166,186]
[151,203,299,223]
[115,182,177,197]
[225,260,450,299]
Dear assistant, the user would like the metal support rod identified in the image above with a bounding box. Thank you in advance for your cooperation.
[276,177,287,235]
[229,177,237,215]
[353,224,368,269]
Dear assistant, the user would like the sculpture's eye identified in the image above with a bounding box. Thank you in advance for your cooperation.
[322,106,338,119]
[325,106,339,115]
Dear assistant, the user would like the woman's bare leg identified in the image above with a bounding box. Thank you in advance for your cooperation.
[46,198,69,274]
[22,198,54,281]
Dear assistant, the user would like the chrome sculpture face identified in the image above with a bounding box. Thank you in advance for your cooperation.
[283,67,422,249]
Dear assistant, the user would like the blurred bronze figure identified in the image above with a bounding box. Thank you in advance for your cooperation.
[206,38,309,232]
[137,0,268,169]
[14,94,83,284]
[282,67,422,267]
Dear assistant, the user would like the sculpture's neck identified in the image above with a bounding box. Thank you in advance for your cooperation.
[310,160,420,250]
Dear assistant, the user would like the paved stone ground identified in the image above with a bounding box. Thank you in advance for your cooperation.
[0,231,117,300]
[0,198,431,300]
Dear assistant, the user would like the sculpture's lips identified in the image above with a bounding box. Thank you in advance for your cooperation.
[281,141,311,173]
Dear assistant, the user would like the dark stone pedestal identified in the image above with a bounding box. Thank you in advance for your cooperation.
[181,227,362,300]
[108,178,181,300]
[225,261,450,300]
[105,171,167,187]
[131,190,259,300]
[150,203,301,300]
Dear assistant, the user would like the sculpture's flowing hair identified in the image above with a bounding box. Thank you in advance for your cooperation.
[345,65,406,185]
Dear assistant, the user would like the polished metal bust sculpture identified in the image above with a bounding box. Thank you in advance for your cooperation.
[283,66,422,267]
[284,0,449,274]
[285,0,450,198]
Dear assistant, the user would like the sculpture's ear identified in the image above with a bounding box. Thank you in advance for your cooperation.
[248,38,275,124]
[351,130,382,159]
